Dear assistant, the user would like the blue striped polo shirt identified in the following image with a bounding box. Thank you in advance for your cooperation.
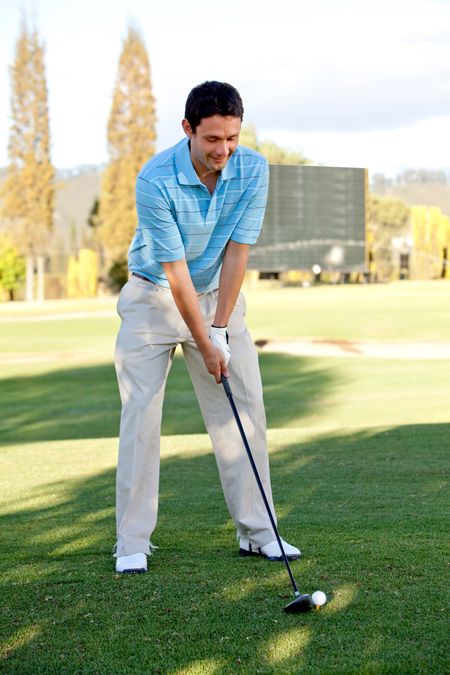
[129,137,269,292]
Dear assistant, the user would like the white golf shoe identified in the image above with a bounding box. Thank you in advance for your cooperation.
[115,552,147,574]
[239,536,301,561]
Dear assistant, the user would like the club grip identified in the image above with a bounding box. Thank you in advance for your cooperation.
[221,374,232,398]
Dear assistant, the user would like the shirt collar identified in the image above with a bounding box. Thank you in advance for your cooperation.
[175,137,237,186]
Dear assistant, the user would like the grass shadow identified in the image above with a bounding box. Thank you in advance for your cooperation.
[0,352,337,444]
[0,423,448,673]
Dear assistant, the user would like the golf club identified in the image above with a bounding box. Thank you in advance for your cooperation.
[221,374,317,613]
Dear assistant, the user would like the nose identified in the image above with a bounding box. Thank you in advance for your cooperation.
[215,141,228,158]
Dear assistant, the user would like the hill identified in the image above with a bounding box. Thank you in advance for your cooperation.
[373,183,450,217]
[370,169,450,217]
[0,166,101,253]
[54,168,101,251]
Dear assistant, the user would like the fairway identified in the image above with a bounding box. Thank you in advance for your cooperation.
[0,282,449,674]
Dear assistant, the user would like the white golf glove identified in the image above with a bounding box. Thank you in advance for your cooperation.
[210,325,231,365]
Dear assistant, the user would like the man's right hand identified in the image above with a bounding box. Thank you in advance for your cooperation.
[202,344,229,384]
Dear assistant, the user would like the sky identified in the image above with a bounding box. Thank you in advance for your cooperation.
[0,0,449,177]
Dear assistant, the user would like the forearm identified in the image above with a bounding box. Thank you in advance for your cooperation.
[213,241,249,326]
[162,259,210,355]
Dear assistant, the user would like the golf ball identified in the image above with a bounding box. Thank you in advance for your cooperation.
[311,590,327,607]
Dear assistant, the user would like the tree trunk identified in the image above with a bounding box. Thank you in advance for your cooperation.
[37,255,45,302]
[25,255,34,302]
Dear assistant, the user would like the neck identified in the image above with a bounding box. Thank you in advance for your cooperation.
[191,158,219,181]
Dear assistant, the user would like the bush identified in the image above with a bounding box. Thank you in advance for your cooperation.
[0,234,25,301]
[108,259,128,292]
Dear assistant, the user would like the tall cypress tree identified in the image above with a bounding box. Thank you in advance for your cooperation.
[98,26,156,286]
[2,20,54,301]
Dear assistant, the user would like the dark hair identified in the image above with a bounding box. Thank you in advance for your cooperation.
[184,81,244,132]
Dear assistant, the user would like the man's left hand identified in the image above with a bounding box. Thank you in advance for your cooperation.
[210,326,231,365]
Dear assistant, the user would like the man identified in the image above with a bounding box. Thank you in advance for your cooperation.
[114,81,300,573]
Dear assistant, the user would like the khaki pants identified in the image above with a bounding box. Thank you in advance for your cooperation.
[114,274,276,557]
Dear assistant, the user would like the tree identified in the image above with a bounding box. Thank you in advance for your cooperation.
[411,205,450,279]
[368,195,410,281]
[239,124,258,150]
[369,195,410,231]
[0,234,25,301]
[1,19,54,301]
[97,25,156,287]
[66,248,98,298]
[239,124,310,165]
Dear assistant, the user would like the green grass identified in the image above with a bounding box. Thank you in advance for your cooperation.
[1,353,450,445]
[244,280,450,341]
[1,281,449,673]
[1,280,450,352]
[0,317,119,354]
[1,427,448,673]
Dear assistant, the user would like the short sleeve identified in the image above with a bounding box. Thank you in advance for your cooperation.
[230,160,269,245]
[136,176,185,262]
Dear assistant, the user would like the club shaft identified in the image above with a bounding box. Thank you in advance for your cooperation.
[221,376,300,596]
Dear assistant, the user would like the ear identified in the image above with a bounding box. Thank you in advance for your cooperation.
[182,119,194,138]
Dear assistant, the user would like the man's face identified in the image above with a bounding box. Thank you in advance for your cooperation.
[182,114,241,175]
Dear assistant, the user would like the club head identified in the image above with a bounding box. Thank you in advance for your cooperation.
[284,593,313,613]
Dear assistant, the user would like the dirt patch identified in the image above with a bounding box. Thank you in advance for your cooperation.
[2,340,449,365]
[256,339,450,360]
